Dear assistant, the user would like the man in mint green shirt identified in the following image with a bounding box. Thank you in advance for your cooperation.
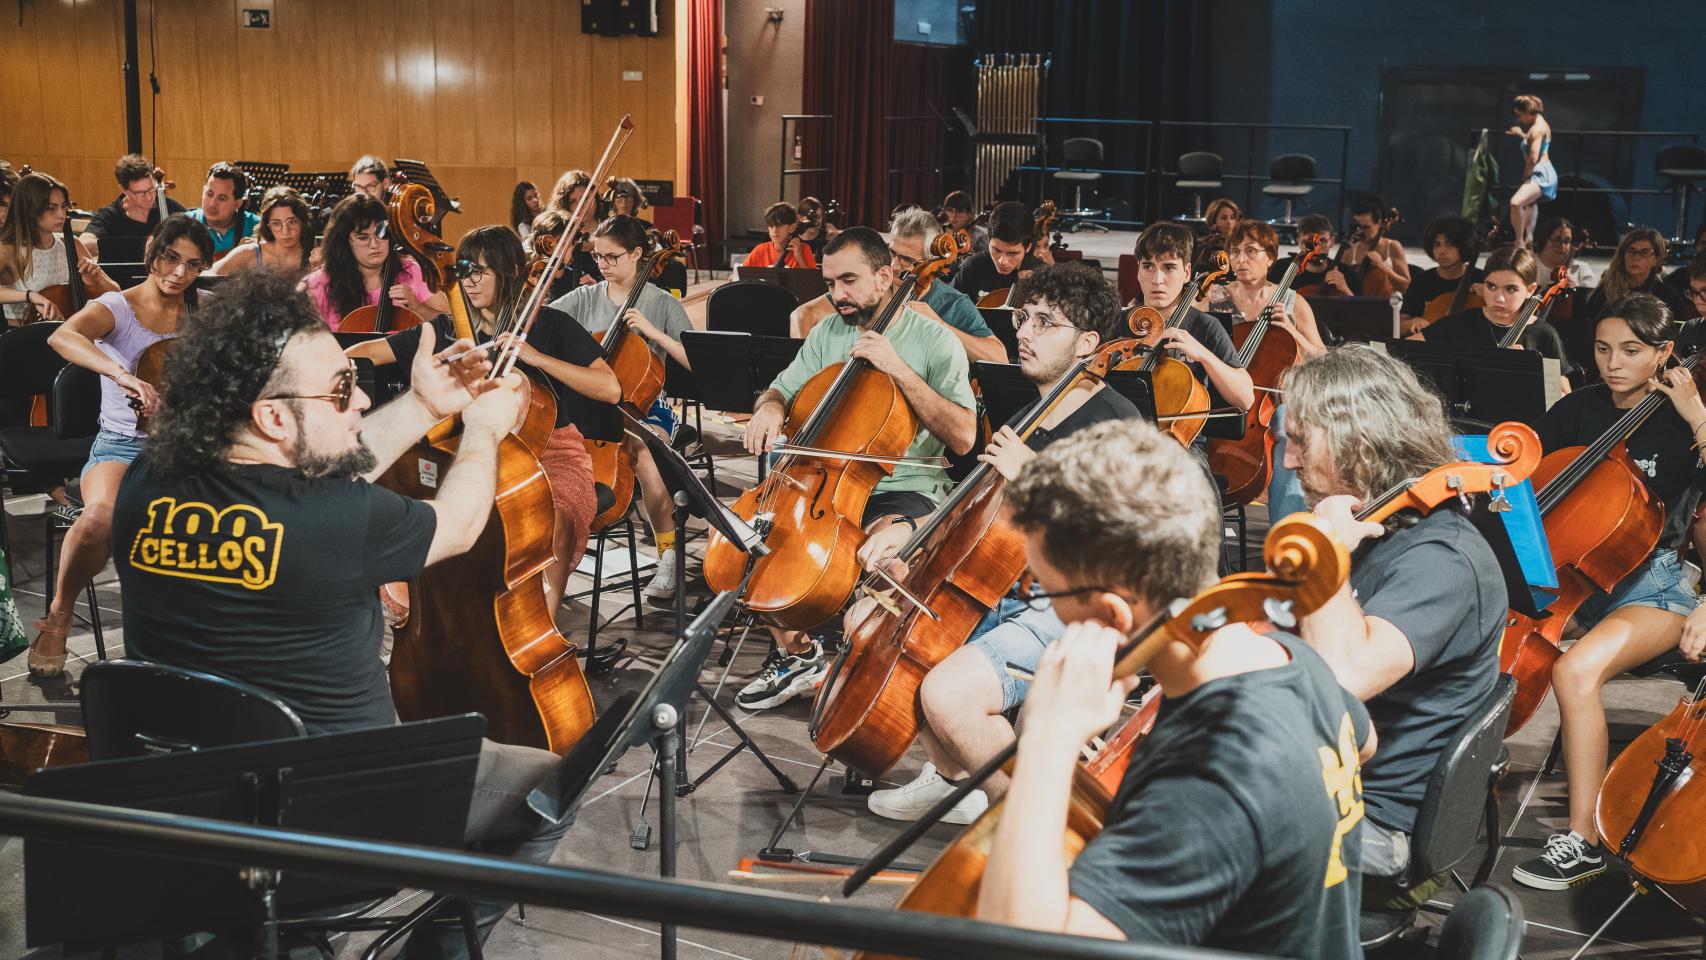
[736,226,977,711]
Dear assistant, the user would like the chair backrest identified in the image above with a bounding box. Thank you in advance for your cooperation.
[1117,253,1141,306]
[0,322,70,401]
[1434,885,1525,960]
[706,280,798,337]
[52,363,102,440]
[1269,153,1317,183]
[1061,137,1103,167]
[1178,151,1223,179]
[80,659,307,760]
[1655,144,1706,179]
[1408,672,1516,879]
[650,195,701,239]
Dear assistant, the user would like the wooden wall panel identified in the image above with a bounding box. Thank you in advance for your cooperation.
[0,0,681,241]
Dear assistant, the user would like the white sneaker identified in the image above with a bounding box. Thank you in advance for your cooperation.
[644,549,677,600]
[866,762,989,825]
[736,641,829,711]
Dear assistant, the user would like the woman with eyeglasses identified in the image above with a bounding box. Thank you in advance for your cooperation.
[1583,227,1689,327]
[348,225,621,612]
[300,193,448,331]
[28,214,214,679]
[549,215,695,601]
[208,186,315,279]
[1535,217,1597,289]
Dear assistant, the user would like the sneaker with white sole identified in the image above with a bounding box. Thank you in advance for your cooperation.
[1512,831,1606,890]
[736,641,828,711]
[644,549,677,600]
[867,762,989,825]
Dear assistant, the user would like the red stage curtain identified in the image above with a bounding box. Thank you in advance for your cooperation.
[688,0,726,263]
[802,0,894,229]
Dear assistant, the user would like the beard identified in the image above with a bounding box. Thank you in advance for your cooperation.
[287,434,378,480]
[1020,347,1075,386]
[835,299,878,327]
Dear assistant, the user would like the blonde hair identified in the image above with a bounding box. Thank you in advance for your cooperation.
[1513,94,1544,115]
[1284,345,1456,506]
[1006,419,1222,610]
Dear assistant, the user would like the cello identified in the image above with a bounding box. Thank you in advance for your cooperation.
[1327,206,1401,298]
[811,336,1146,776]
[1493,265,1571,350]
[1595,670,1706,914]
[381,117,634,752]
[1118,249,1232,445]
[1498,352,1702,735]
[338,180,438,334]
[701,232,962,630]
[584,229,684,529]
[1208,237,1328,503]
[837,428,1543,939]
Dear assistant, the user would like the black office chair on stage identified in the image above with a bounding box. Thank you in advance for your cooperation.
[1362,673,1515,949]
[706,280,798,338]
[1174,151,1224,223]
[1655,144,1706,257]
[1052,137,1108,232]
[1263,153,1317,235]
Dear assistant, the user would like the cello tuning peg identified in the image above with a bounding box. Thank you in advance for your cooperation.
[1189,607,1229,633]
[1488,473,1513,513]
[1263,598,1296,630]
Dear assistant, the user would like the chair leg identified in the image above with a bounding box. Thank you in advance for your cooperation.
[86,582,107,661]
[588,529,607,651]
[1474,788,1502,887]
[1542,730,1564,775]
[627,518,644,629]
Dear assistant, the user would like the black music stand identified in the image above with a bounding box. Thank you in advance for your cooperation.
[234,160,290,208]
[979,307,1022,362]
[620,409,792,796]
[679,331,804,415]
[739,265,829,303]
[1307,294,1396,343]
[971,361,1157,430]
[527,590,740,960]
[1380,338,1557,429]
[23,715,484,959]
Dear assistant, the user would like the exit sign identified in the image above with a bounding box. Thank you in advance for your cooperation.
[242,8,271,28]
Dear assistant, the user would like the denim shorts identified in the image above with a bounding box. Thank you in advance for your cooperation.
[83,428,145,477]
[969,593,1067,711]
[1575,550,1696,632]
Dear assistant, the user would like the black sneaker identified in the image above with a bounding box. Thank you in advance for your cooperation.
[735,641,828,711]
[1512,831,1606,890]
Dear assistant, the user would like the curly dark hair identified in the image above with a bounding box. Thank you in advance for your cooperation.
[1012,261,1123,344]
[320,193,404,319]
[147,270,326,478]
[1423,214,1477,261]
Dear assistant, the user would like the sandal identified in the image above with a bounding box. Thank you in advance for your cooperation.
[28,611,72,679]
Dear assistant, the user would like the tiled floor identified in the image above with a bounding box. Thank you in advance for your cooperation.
[2,416,1702,959]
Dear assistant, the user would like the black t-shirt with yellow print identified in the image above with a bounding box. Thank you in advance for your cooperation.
[1067,631,1370,959]
[113,453,436,734]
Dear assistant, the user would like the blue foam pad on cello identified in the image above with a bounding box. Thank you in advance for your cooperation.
[1456,434,1559,606]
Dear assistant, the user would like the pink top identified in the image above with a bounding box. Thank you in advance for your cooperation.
[302,258,433,331]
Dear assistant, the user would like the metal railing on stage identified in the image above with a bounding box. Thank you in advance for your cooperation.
[0,791,1260,960]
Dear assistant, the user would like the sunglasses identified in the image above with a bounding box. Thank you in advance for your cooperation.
[264,361,357,413]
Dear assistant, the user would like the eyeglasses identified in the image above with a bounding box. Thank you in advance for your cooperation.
[155,248,209,274]
[590,250,631,266]
[1626,246,1659,259]
[1229,245,1268,261]
[1012,310,1077,334]
[1546,235,1574,248]
[1689,287,1706,303]
[458,260,497,283]
[890,249,920,270]
[266,217,301,231]
[123,183,158,200]
[264,362,357,413]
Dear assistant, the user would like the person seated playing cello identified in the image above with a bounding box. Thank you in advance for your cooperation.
[1288,346,1504,906]
[348,225,622,612]
[1399,214,1484,336]
[1508,294,1706,892]
[952,201,1051,302]
[737,227,977,712]
[1322,194,1410,298]
[976,419,1371,958]
[858,262,1141,824]
[300,193,449,331]
[741,201,816,270]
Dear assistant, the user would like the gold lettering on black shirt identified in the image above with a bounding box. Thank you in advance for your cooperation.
[1318,712,1366,888]
[127,497,283,590]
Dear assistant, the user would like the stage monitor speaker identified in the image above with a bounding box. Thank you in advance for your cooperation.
[582,0,659,37]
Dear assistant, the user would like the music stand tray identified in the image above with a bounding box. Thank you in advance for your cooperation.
[680,331,804,415]
[23,715,484,953]
[1306,294,1397,342]
[739,266,828,304]
[971,361,1157,433]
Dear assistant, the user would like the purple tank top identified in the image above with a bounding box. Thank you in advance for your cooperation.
[94,290,174,437]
